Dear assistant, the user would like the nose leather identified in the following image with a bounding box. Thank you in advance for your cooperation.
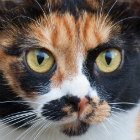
[78,98,88,117]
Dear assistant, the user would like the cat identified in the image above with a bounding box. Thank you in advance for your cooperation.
[0,0,140,140]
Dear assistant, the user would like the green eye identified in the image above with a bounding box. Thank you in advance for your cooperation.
[26,49,55,73]
[95,48,121,73]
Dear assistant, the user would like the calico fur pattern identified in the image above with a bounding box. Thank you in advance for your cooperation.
[0,0,140,140]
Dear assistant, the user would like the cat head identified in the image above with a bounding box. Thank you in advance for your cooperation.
[0,0,140,138]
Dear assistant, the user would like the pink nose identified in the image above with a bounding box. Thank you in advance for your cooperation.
[78,98,88,117]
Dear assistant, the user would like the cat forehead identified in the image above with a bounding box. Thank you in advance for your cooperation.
[30,12,117,85]
[0,11,119,88]
[30,12,113,56]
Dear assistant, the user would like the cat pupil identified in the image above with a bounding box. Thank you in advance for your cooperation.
[105,50,112,65]
[37,51,44,65]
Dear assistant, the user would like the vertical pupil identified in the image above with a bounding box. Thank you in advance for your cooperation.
[105,50,112,65]
[37,51,44,65]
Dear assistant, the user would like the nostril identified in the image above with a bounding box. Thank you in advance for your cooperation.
[65,95,80,110]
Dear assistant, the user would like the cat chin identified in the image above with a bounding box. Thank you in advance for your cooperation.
[60,120,89,137]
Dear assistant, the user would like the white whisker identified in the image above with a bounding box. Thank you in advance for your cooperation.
[34,0,50,27]
[111,113,128,124]
[33,121,52,140]
[109,102,140,105]
[0,100,41,105]
[111,107,128,112]
[1,112,35,126]
[0,114,36,130]
[47,0,56,31]
[96,0,100,31]
[2,110,37,121]
[11,15,49,36]
[1,118,39,140]
[107,16,140,32]
[101,123,113,140]
[15,118,44,140]
[96,0,104,32]
[100,0,117,31]
[106,118,126,139]
[108,117,134,139]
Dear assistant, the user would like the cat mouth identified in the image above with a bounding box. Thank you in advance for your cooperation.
[61,120,90,137]
[42,96,111,137]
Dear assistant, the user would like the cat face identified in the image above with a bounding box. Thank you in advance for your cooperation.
[0,0,140,139]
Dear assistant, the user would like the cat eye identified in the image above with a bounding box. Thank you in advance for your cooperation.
[26,49,55,73]
[95,48,121,73]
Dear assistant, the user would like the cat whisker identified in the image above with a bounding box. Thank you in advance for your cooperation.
[33,121,52,140]
[46,122,56,140]
[1,117,39,140]
[100,0,117,31]
[1,113,35,126]
[108,117,134,139]
[96,0,104,32]
[34,0,51,27]
[11,15,49,36]
[46,0,56,31]
[111,113,129,124]
[41,109,59,116]
[1,112,35,126]
[15,118,45,140]
[96,0,100,32]
[112,112,140,136]
[110,110,128,117]
[40,117,60,140]
[106,118,128,139]
[101,123,113,140]
[0,100,41,105]
[0,114,36,130]
[107,16,140,32]
[106,117,125,138]
[2,110,38,120]
[109,102,140,105]
[111,106,129,112]
[28,120,51,140]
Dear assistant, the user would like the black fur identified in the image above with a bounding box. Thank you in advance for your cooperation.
[62,121,89,137]
[0,71,36,128]
[86,35,140,110]
[42,95,80,121]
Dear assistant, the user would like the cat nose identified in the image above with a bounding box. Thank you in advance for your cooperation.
[65,95,88,117]
[78,98,88,117]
